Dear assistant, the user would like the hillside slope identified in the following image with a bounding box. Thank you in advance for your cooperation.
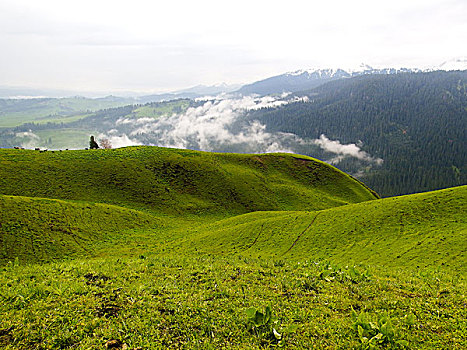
[173,186,466,273]
[0,195,159,264]
[247,71,467,196]
[0,147,378,215]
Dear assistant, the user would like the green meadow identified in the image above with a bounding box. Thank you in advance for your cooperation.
[0,147,465,349]
[0,97,133,128]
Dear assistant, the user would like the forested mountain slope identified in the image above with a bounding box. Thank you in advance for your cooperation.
[247,71,467,196]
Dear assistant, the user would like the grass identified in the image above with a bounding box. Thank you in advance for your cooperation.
[173,186,466,274]
[0,195,160,265]
[0,256,465,349]
[0,146,465,349]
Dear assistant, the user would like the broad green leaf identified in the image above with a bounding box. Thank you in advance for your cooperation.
[245,307,257,319]
[254,311,264,326]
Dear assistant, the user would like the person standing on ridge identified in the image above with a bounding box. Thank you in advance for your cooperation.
[89,135,99,149]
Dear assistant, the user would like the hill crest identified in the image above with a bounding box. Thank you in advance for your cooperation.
[0,146,378,216]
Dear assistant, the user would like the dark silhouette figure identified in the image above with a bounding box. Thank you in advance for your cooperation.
[89,136,99,149]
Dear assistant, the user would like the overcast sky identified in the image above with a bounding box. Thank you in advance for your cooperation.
[0,0,466,94]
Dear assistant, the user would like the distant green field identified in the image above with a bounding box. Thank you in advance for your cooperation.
[132,99,192,119]
[0,97,134,127]
[0,97,191,128]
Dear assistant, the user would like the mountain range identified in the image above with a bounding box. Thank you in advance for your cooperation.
[1,58,465,100]
[237,58,467,96]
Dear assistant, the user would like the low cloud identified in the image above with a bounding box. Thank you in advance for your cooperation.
[16,131,40,139]
[119,96,295,153]
[97,133,141,148]
[16,131,41,149]
[312,134,383,164]
[106,96,382,166]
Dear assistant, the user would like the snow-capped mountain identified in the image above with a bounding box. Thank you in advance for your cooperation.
[284,64,423,79]
[176,83,242,96]
[237,68,350,96]
[237,64,420,96]
[437,57,467,71]
[236,60,465,96]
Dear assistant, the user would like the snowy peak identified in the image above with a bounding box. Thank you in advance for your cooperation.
[285,68,350,80]
[437,57,467,71]
[285,65,424,79]
[237,59,466,96]
[346,63,374,74]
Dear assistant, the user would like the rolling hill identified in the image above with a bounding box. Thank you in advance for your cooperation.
[1,146,464,273]
[0,147,377,216]
[0,195,159,265]
[0,146,465,349]
[172,186,466,274]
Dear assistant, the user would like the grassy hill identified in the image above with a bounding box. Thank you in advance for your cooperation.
[172,186,466,274]
[0,147,378,216]
[0,195,159,265]
[0,147,465,349]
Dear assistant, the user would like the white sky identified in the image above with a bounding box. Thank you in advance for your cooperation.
[0,0,466,94]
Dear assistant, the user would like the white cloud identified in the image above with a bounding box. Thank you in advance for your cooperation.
[111,96,384,166]
[124,96,293,152]
[97,133,141,148]
[312,134,383,164]
[16,131,39,139]
[15,130,41,148]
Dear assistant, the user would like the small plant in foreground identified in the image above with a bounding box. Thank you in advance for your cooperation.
[301,276,321,293]
[245,305,283,346]
[351,308,409,349]
[317,262,371,283]
[273,259,285,267]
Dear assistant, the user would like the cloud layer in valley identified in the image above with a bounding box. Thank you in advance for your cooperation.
[103,95,383,167]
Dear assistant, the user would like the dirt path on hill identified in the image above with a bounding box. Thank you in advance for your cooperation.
[246,224,264,249]
[282,211,322,256]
